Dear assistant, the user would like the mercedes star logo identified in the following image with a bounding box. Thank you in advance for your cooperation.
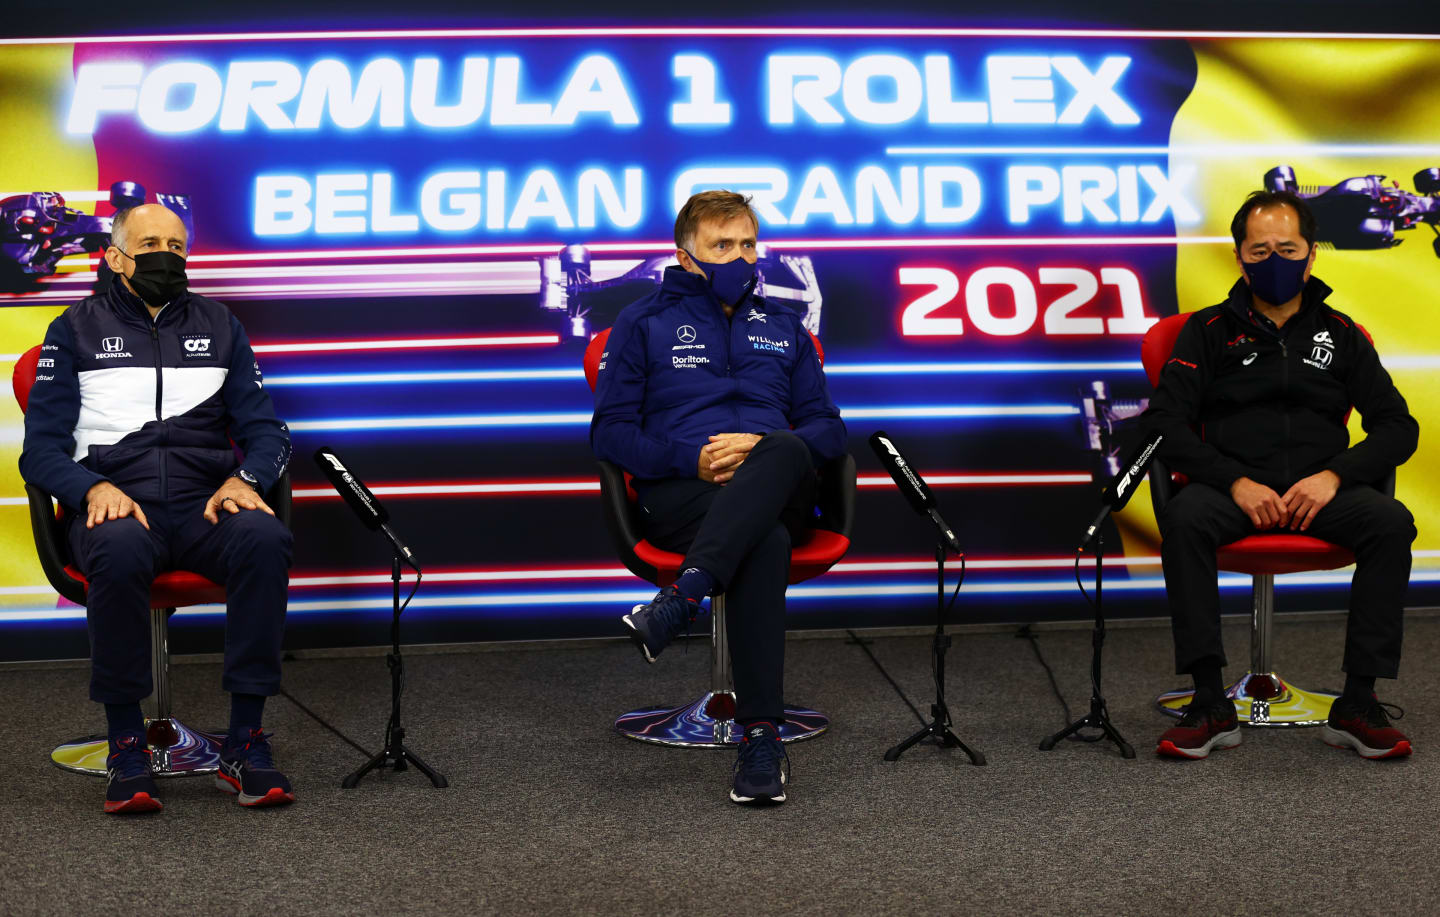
[677,325,697,343]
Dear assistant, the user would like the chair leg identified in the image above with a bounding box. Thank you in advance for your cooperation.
[50,607,226,777]
[1156,574,1339,727]
[614,592,829,747]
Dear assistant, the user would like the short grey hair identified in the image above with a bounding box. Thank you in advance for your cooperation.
[109,207,135,253]
[109,206,189,254]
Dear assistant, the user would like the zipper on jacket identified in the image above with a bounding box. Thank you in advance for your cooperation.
[1280,339,1291,483]
[150,308,167,500]
[150,323,163,420]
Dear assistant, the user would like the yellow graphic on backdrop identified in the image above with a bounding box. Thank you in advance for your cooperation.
[1114,40,1440,581]
[0,44,95,605]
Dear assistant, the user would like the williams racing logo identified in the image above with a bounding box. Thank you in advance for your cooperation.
[1304,328,1335,371]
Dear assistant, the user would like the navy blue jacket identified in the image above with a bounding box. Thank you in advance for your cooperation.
[20,282,291,512]
[590,266,846,481]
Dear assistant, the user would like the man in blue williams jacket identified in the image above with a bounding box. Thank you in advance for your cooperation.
[590,190,846,806]
[20,204,296,814]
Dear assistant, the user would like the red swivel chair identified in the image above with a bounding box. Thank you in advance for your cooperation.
[1143,314,1385,725]
[13,345,292,775]
[584,327,855,747]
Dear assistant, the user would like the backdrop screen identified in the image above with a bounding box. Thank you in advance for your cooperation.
[1,27,1437,659]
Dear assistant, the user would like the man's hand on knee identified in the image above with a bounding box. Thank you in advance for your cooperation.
[204,477,275,524]
[1280,470,1340,531]
[1229,476,1290,530]
[84,482,149,530]
[702,433,763,484]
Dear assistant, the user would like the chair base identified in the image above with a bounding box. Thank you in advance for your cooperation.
[1157,672,1339,727]
[51,717,226,776]
[615,691,829,747]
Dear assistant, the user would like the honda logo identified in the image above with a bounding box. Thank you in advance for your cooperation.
[102,337,124,353]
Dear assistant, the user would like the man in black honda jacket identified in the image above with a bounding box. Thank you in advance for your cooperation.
[1144,190,1419,761]
[20,204,296,813]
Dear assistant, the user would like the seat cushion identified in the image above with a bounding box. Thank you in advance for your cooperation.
[64,566,228,608]
[631,528,852,588]
[1216,535,1355,576]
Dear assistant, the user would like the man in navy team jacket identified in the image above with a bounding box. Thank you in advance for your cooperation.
[590,190,846,806]
[20,204,296,814]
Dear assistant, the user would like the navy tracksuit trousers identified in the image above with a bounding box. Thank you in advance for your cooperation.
[637,431,818,723]
[68,493,292,704]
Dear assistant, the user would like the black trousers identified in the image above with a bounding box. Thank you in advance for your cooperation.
[68,494,293,704]
[1158,482,1415,678]
[638,431,818,723]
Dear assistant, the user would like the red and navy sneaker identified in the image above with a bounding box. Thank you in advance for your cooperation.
[216,728,296,807]
[622,585,702,663]
[1156,698,1242,759]
[730,721,788,806]
[1323,694,1412,759]
[105,732,162,815]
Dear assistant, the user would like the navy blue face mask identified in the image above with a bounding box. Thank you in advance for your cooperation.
[1243,250,1310,306]
[684,250,757,307]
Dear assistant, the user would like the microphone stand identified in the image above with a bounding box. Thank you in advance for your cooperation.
[884,540,985,765]
[342,545,449,789]
[1038,530,1135,758]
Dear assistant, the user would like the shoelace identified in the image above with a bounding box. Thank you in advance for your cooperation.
[1365,700,1405,728]
[734,732,790,783]
[1176,698,1235,730]
[109,735,151,780]
[233,729,278,769]
[653,587,699,641]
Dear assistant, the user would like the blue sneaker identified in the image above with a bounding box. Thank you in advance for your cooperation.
[105,731,162,815]
[216,728,295,808]
[730,721,788,805]
[622,585,702,663]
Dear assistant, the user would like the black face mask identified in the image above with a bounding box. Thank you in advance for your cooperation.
[117,249,188,307]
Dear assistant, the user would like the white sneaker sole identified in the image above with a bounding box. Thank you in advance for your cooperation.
[1157,726,1242,759]
[730,769,787,805]
[1321,724,1413,759]
[621,608,657,663]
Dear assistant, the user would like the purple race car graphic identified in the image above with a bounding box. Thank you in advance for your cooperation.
[0,181,193,290]
[1266,165,1440,257]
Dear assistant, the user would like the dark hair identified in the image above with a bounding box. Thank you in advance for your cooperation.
[1230,190,1317,250]
[673,190,758,250]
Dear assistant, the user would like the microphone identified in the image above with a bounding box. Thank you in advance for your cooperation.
[313,446,419,568]
[1079,430,1164,550]
[868,430,963,555]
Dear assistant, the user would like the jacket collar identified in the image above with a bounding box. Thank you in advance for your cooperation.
[658,263,763,314]
[105,275,187,326]
[1224,274,1332,327]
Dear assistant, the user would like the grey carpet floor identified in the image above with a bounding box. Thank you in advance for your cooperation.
[2,614,1435,916]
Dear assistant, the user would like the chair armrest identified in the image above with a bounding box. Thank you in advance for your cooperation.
[815,453,856,538]
[596,460,642,550]
[1147,457,1174,519]
[269,469,292,529]
[25,483,86,605]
